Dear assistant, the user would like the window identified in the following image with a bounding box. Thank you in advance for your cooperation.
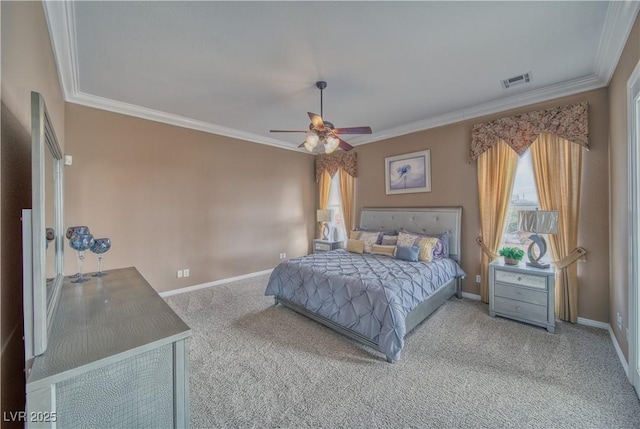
[326,173,347,241]
[500,149,550,263]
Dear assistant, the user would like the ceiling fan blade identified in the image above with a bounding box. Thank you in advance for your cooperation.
[308,112,325,130]
[270,130,308,133]
[337,137,354,151]
[333,126,372,135]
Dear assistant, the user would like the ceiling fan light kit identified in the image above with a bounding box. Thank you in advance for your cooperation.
[270,81,372,154]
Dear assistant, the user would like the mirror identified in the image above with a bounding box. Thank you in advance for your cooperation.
[24,91,64,360]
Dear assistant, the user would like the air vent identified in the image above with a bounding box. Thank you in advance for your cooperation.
[501,71,532,89]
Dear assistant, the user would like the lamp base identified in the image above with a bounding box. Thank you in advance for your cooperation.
[527,234,551,269]
[321,223,330,241]
[526,261,551,269]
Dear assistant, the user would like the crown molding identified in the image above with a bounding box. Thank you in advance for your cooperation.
[69,91,301,152]
[349,74,605,146]
[43,0,79,99]
[44,1,637,151]
[594,0,640,86]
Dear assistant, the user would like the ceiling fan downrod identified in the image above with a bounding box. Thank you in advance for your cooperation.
[316,81,327,119]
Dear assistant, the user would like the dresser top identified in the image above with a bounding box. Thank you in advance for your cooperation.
[490,259,556,275]
[28,267,191,385]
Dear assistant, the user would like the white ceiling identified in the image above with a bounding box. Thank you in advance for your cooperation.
[45,1,640,152]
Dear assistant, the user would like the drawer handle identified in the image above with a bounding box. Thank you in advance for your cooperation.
[515,291,521,296]
[516,306,521,311]
[517,277,522,281]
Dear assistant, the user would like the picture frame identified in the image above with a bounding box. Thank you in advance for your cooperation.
[385,150,431,195]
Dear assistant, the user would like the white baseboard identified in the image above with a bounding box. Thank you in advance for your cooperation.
[461,292,481,300]
[576,317,609,330]
[159,269,274,298]
[608,325,630,376]
[576,317,629,376]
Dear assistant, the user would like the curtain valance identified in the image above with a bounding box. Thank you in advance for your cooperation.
[315,151,357,181]
[470,102,588,161]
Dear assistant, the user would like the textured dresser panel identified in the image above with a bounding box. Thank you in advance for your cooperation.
[493,296,547,321]
[495,270,546,289]
[56,344,173,429]
[494,283,547,306]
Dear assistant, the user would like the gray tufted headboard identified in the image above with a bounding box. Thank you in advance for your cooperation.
[359,207,462,262]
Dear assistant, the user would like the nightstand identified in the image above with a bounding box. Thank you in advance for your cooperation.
[312,239,342,254]
[489,260,556,333]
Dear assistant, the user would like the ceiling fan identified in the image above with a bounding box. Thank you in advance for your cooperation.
[270,81,372,153]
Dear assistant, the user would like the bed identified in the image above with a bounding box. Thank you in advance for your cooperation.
[265,207,465,362]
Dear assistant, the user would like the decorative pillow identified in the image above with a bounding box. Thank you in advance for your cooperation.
[381,235,398,246]
[416,237,440,263]
[424,231,450,258]
[397,231,420,247]
[395,245,420,262]
[346,238,364,254]
[355,228,396,244]
[349,230,381,253]
[397,231,447,260]
[371,244,396,257]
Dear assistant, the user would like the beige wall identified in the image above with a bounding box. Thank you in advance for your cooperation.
[609,14,640,360]
[64,104,316,293]
[356,87,610,322]
[1,1,66,425]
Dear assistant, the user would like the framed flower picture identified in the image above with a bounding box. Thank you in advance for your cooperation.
[385,150,431,194]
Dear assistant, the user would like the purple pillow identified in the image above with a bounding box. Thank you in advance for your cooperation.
[399,230,449,259]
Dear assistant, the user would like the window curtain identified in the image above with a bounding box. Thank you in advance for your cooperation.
[530,133,585,323]
[338,168,355,232]
[316,152,357,238]
[476,140,519,302]
[318,170,332,238]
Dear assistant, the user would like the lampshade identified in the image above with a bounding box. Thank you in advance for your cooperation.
[518,210,558,234]
[316,209,333,223]
[324,136,339,154]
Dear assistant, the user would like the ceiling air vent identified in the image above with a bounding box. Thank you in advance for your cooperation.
[501,71,532,89]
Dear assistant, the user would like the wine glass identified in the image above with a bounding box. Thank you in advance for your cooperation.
[45,227,55,249]
[69,232,94,283]
[66,226,90,278]
[90,238,111,277]
[66,225,90,239]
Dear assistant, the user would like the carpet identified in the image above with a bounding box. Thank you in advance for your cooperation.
[166,274,640,428]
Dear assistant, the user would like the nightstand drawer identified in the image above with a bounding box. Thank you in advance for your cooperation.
[493,296,547,322]
[494,283,547,306]
[314,242,331,252]
[495,270,547,290]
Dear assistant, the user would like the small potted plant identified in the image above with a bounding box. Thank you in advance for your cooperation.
[499,247,525,265]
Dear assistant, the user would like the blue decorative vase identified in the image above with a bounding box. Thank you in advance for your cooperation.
[69,232,94,283]
[90,238,111,277]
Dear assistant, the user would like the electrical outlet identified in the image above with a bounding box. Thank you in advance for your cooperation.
[183,269,189,277]
[177,270,183,278]
[617,312,623,330]
[475,274,481,283]
[282,252,287,259]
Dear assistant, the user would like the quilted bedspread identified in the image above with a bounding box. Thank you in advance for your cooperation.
[264,249,465,361]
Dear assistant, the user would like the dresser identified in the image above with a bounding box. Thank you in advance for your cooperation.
[312,239,342,254]
[26,267,191,428]
[489,260,556,333]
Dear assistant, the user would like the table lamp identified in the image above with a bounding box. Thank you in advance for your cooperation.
[518,210,558,269]
[317,209,334,240]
